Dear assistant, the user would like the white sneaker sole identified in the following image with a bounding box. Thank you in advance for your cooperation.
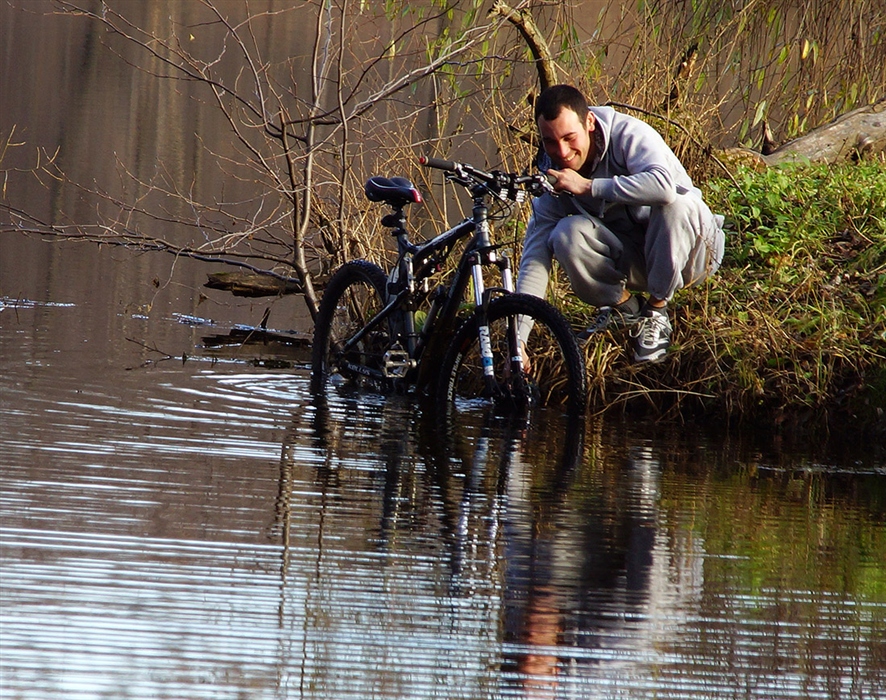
[633,346,668,363]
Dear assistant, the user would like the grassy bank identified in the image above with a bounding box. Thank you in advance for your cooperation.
[558,158,886,433]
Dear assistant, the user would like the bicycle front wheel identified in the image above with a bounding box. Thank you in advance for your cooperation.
[310,260,392,394]
[437,293,587,416]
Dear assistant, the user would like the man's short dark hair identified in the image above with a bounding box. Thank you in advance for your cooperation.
[534,84,589,123]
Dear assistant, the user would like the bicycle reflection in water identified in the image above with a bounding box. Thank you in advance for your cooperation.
[275,396,696,699]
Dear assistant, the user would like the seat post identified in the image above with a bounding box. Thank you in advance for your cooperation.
[381,207,408,237]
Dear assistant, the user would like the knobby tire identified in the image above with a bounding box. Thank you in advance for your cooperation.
[310,260,391,394]
[437,293,587,417]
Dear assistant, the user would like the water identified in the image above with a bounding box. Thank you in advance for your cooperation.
[2,3,885,698]
[2,234,885,699]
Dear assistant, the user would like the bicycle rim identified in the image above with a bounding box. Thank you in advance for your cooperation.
[437,293,587,417]
[310,260,391,393]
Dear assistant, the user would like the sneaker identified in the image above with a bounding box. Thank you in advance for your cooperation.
[577,294,643,341]
[631,305,672,363]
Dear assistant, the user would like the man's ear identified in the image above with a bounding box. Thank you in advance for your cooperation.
[586,111,596,132]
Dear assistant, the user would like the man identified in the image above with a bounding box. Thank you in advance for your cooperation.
[517,84,725,362]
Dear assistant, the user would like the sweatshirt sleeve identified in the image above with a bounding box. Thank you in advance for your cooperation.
[590,118,679,206]
[516,193,563,299]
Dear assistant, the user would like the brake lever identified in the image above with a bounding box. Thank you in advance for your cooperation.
[539,172,575,198]
[522,172,558,198]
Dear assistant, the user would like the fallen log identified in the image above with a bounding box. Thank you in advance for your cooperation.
[765,98,886,164]
[725,99,886,167]
[205,271,302,297]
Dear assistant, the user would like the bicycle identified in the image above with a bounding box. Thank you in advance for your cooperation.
[310,156,587,416]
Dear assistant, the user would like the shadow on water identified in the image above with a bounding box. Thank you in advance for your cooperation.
[282,396,599,697]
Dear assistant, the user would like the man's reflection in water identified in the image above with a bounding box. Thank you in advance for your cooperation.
[500,425,665,699]
[512,583,561,699]
[297,401,698,698]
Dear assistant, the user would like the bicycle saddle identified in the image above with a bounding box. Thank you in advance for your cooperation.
[365,176,423,207]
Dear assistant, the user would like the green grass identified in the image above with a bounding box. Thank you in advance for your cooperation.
[558,157,886,432]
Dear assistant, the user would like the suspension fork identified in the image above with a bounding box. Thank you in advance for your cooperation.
[469,253,495,380]
[493,250,523,374]
[480,245,525,380]
[470,194,523,392]
[463,211,496,383]
[472,235,525,392]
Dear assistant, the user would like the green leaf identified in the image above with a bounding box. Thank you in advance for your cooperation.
[752,100,767,128]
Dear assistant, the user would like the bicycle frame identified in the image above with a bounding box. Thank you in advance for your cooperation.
[316,157,568,404]
[383,178,524,392]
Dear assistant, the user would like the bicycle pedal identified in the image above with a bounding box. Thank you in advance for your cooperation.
[383,348,414,377]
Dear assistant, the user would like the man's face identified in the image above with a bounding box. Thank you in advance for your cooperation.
[538,107,595,172]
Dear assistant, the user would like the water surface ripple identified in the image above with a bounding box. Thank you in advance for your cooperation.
[1,271,885,700]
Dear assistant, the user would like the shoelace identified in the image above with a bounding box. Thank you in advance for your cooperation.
[631,314,668,346]
[593,305,640,332]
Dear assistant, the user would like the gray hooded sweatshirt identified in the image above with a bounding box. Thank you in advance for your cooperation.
[517,106,723,306]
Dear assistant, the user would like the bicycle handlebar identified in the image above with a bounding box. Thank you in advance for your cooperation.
[418,156,457,172]
[418,155,555,198]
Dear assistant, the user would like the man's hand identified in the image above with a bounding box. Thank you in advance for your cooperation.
[546,168,592,196]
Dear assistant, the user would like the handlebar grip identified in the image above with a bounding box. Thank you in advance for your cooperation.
[418,155,457,171]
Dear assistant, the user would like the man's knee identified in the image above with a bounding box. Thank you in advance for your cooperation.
[646,195,723,297]
[652,194,699,229]
[549,215,588,247]
[548,215,613,260]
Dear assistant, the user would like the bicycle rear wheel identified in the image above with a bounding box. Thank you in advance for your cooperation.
[437,293,587,416]
[310,260,393,393]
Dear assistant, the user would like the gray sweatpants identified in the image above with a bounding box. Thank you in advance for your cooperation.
[544,194,725,306]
